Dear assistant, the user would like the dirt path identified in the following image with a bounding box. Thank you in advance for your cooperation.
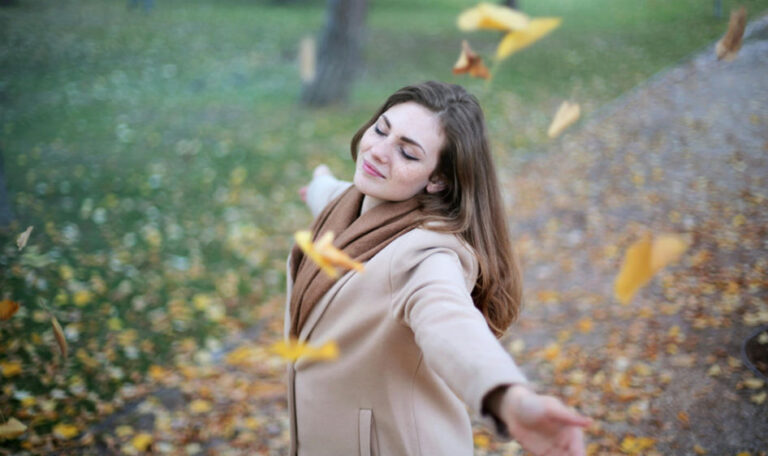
[486,13,768,455]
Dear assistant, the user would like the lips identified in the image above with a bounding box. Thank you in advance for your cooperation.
[362,160,385,178]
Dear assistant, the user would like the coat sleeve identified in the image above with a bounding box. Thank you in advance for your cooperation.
[305,174,352,217]
[389,233,533,440]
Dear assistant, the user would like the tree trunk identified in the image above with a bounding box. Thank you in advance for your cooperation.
[0,148,14,228]
[300,0,367,107]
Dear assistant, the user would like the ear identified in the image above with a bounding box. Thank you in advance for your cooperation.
[426,177,446,194]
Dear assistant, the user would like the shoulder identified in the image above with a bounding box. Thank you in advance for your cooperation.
[388,228,478,290]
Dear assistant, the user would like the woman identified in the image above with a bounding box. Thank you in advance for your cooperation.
[286,81,590,455]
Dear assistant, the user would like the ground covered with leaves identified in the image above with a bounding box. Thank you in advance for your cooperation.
[16,13,764,456]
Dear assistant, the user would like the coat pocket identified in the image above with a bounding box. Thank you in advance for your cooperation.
[358,408,380,456]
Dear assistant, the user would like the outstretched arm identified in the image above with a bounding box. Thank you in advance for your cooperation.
[298,164,352,217]
[483,383,592,456]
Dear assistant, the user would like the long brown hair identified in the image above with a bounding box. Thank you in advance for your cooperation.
[350,81,522,338]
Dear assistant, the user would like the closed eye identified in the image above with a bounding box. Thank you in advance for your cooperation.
[374,126,418,161]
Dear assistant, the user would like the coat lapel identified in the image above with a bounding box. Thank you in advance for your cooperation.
[297,269,356,342]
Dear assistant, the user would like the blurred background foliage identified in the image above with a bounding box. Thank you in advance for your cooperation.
[1,0,766,447]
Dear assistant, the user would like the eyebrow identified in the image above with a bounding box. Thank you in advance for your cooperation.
[380,115,426,156]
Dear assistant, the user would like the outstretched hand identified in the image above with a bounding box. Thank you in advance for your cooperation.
[500,385,592,456]
[299,164,333,203]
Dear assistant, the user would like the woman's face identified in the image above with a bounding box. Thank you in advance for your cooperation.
[353,101,446,202]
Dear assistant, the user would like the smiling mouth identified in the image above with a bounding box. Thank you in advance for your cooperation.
[362,160,385,178]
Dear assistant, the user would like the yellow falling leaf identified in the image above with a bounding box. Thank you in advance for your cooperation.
[693,444,707,455]
[0,299,20,321]
[16,226,33,250]
[51,316,68,359]
[496,17,562,60]
[750,391,766,405]
[189,399,212,414]
[0,418,27,441]
[453,40,491,80]
[614,233,689,305]
[269,338,339,363]
[457,2,530,32]
[295,230,364,279]
[547,100,581,138]
[131,432,153,451]
[715,6,747,61]
[52,423,80,440]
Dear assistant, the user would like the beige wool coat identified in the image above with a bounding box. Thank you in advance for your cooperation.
[283,174,530,456]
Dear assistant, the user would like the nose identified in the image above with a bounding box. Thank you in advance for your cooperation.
[369,140,390,165]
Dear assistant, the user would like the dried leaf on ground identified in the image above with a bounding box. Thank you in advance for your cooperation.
[0,299,20,320]
[0,418,27,441]
[131,433,153,451]
[17,226,33,250]
[52,423,80,440]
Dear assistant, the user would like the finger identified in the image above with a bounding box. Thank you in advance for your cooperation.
[545,399,592,427]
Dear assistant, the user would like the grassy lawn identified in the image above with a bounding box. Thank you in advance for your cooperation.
[1,0,766,446]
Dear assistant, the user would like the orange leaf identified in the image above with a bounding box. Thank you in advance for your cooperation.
[452,40,490,80]
[715,7,746,61]
[614,233,688,305]
[0,299,20,321]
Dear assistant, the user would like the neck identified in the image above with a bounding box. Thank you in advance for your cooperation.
[360,194,385,216]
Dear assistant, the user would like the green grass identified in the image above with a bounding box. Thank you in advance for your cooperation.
[0,0,766,446]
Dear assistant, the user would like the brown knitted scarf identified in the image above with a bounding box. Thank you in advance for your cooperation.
[288,185,423,338]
